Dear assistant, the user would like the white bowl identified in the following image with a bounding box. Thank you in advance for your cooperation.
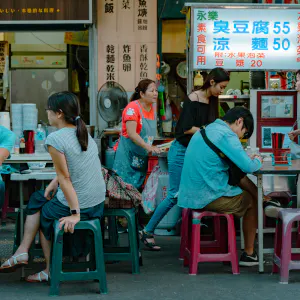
[27,162,47,170]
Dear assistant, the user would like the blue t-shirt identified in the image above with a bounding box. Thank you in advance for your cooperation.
[178,119,261,209]
[0,126,15,153]
[0,126,16,180]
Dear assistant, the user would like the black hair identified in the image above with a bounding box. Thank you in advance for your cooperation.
[47,92,88,151]
[198,68,230,123]
[296,70,300,76]
[222,106,254,139]
[130,79,155,102]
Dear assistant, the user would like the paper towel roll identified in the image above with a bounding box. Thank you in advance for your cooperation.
[0,112,11,130]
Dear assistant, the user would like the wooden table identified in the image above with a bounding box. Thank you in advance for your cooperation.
[254,160,300,273]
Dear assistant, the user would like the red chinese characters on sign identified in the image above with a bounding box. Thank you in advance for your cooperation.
[297,13,300,62]
[216,59,224,66]
[236,60,244,67]
[196,24,206,66]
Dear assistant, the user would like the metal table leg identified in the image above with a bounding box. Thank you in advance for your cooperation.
[297,175,300,208]
[19,182,25,280]
[257,174,264,273]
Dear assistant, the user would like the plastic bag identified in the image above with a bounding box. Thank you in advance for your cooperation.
[289,141,300,159]
[141,165,161,214]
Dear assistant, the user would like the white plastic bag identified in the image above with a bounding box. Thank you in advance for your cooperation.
[289,141,300,159]
[141,165,161,214]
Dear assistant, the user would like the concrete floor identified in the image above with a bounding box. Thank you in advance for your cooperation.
[1,222,300,300]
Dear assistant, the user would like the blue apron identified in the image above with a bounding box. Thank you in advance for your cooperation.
[113,101,156,189]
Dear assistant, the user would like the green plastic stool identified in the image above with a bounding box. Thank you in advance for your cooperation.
[49,219,107,296]
[103,208,140,274]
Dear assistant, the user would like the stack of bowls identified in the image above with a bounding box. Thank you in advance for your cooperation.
[22,104,37,131]
[11,104,23,138]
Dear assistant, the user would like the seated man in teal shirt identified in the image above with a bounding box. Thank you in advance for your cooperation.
[0,126,16,208]
[178,107,262,267]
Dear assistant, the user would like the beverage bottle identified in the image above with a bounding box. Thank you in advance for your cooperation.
[35,124,46,153]
[20,138,25,154]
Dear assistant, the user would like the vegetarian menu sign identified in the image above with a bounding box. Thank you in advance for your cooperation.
[0,0,91,23]
[192,8,300,70]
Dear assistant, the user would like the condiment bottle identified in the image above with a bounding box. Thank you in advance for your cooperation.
[20,138,25,154]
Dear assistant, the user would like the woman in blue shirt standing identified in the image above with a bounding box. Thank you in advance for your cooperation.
[139,68,230,250]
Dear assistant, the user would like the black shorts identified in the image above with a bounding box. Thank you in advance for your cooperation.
[25,190,104,240]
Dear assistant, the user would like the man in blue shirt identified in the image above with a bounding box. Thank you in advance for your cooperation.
[178,107,262,267]
[0,126,16,208]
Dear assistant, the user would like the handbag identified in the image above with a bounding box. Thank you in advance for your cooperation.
[200,128,246,186]
[101,166,142,208]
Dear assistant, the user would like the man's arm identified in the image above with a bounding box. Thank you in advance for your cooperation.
[0,127,16,165]
[216,133,262,173]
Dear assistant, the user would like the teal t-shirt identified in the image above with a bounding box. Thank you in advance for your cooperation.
[0,126,16,180]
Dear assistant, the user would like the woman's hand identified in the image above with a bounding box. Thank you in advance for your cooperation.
[146,145,162,154]
[44,180,58,200]
[288,130,300,141]
[59,215,80,234]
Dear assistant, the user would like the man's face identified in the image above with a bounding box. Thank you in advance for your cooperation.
[296,74,300,92]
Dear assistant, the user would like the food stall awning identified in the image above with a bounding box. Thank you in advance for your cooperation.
[0,0,92,31]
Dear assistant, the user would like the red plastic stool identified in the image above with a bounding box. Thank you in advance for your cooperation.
[272,208,300,284]
[179,209,228,260]
[183,210,239,275]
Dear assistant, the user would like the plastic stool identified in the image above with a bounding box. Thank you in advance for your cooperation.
[179,209,228,260]
[183,210,239,275]
[50,219,107,296]
[272,208,300,284]
[103,208,140,274]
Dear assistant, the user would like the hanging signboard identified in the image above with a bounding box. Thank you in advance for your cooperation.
[0,0,92,24]
[192,6,300,70]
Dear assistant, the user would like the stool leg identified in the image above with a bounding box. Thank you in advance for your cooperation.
[126,211,140,274]
[189,220,201,275]
[272,220,282,274]
[180,209,189,260]
[296,221,300,249]
[49,228,63,296]
[279,221,293,284]
[227,216,239,275]
[93,224,108,294]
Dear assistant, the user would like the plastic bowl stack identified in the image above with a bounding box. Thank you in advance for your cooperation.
[11,104,23,139]
[23,104,37,131]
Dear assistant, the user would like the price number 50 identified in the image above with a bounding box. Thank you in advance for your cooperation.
[273,22,290,51]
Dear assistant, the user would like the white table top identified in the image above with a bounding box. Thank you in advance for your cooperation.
[10,170,56,181]
[5,153,52,163]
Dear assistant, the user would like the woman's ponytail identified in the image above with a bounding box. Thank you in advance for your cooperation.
[75,116,88,151]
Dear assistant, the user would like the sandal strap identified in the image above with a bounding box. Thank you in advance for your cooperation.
[11,253,28,266]
[140,230,154,239]
[41,271,49,281]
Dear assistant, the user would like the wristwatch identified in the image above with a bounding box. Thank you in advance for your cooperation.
[70,209,80,215]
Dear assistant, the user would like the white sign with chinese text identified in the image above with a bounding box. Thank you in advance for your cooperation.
[192,8,300,70]
[98,0,157,91]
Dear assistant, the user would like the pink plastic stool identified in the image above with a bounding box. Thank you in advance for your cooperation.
[179,209,227,260]
[183,210,239,275]
[272,208,300,284]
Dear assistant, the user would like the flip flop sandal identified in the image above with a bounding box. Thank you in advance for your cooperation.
[0,253,28,273]
[25,271,49,283]
[139,230,161,251]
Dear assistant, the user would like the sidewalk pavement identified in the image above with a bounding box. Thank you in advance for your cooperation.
[1,221,300,300]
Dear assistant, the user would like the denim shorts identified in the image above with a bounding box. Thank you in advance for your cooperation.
[25,190,104,240]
